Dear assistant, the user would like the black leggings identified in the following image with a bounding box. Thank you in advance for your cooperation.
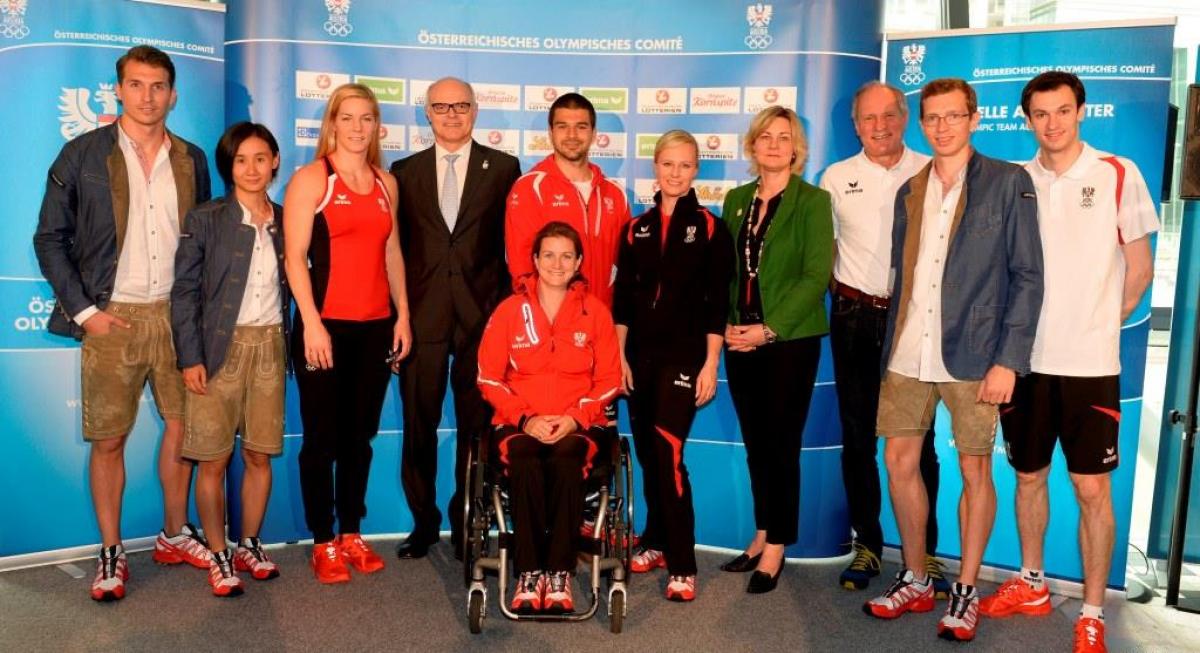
[725,336,821,546]
[294,316,393,543]
[628,359,699,575]
[495,426,600,573]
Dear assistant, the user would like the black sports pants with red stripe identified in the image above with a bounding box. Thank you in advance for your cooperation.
[494,426,600,573]
[629,358,699,576]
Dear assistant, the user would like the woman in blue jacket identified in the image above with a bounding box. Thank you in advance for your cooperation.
[171,122,288,597]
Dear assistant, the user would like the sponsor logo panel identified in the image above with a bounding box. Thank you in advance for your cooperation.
[354,75,406,104]
[689,87,742,114]
[473,128,520,156]
[410,79,433,106]
[525,85,576,112]
[579,87,628,113]
[295,118,322,147]
[591,131,627,158]
[296,70,351,101]
[635,133,662,159]
[636,87,686,115]
[379,123,406,151]
[473,83,522,111]
[694,133,739,160]
[693,180,739,207]
[743,85,797,113]
[409,126,434,151]
[523,130,553,157]
[633,178,660,205]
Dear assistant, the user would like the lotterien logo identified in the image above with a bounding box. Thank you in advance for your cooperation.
[297,70,351,101]
[324,0,353,37]
[1,0,29,40]
[580,87,628,114]
[744,3,773,50]
[58,84,118,141]
[379,123,406,152]
[899,43,927,86]
[355,75,406,104]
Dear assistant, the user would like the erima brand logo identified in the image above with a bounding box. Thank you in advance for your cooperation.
[673,372,693,389]
[333,193,351,206]
[635,223,652,238]
[58,84,118,141]
[551,194,570,208]
[899,43,927,86]
[845,180,864,195]
[1103,447,1117,464]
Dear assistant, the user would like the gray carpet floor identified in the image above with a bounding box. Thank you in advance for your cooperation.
[2,541,1196,652]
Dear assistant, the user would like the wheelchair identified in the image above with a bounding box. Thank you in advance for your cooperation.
[461,425,634,634]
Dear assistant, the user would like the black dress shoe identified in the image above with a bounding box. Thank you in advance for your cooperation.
[720,552,762,572]
[746,568,782,594]
[395,538,432,559]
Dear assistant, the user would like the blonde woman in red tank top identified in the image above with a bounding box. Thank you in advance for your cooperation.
[283,83,412,584]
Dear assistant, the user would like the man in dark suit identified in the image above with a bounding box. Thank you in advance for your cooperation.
[390,77,521,559]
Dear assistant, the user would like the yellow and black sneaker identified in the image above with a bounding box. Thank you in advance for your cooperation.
[839,542,881,590]
[926,555,951,600]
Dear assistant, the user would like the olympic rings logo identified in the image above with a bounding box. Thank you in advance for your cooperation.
[745,34,772,50]
[1,24,29,39]
[324,20,353,37]
[899,72,925,86]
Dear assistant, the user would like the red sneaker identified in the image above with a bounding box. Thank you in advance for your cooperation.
[666,575,696,602]
[980,576,1051,617]
[630,547,666,573]
[90,545,129,602]
[510,571,544,614]
[234,537,280,581]
[543,571,575,614]
[311,541,350,584]
[153,522,212,569]
[208,549,244,598]
[863,570,935,619]
[338,533,385,574]
[1073,617,1107,653]
[937,588,980,642]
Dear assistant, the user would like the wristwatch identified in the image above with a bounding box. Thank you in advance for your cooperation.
[763,325,777,344]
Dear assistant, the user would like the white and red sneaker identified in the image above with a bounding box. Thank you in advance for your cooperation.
[630,547,666,573]
[207,549,244,598]
[666,574,696,602]
[543,571,575,614]
[234,537,280,581]
[863,569,935,619]
[938,584,981,642]
[153,522,212,569]
[510,571,544,614]
[90,544,129,601]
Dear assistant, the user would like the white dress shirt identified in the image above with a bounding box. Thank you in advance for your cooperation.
[820,146,930,296]
[234,202,283,326]
[75,124,179,325]
[888,165,966,382]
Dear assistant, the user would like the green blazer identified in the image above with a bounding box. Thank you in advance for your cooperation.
[721,174,833,341]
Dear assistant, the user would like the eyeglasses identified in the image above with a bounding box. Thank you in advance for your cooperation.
[920,112,971,127]
[429,102,473,115]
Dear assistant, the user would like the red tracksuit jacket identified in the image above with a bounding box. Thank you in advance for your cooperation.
[504,155,631,308]
[477,274,621,430]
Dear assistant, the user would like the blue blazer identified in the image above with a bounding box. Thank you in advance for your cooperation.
[881,151,1043,380]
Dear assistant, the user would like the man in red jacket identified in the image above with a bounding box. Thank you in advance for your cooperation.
[505,93,631,309]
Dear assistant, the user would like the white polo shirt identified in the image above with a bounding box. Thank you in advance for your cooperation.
[888,165,965,383]
[820,146,929,297]
[1025,142,1159,376]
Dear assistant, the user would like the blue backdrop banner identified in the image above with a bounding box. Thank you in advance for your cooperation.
[0,0,225,557]
[226,0,884,557]
[882,19,1175,588]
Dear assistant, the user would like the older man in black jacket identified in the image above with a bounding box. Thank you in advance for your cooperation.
[390,77,520,558]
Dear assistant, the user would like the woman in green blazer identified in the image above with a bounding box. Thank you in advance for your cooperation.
[718,106,834,594]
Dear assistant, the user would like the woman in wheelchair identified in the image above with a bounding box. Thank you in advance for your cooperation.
[476,221,622,614]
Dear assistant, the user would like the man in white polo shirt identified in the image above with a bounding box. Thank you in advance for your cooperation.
[978,71,1156,653]
[820,81,949,598]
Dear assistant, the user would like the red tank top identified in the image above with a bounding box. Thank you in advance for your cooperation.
[310,157,393,321]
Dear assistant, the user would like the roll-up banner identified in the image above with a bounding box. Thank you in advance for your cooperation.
[227,0,883,557]
[0,0,225,558]
[883,19,1175,588]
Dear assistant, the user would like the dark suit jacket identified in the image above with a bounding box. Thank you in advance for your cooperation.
[390,141,521,342]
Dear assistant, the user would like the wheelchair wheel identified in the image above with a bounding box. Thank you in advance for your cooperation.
[468,589,485,634]
[461,446,475,587]
[609,590,625,634]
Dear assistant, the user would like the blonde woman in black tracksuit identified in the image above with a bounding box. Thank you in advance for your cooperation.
[613,130,734,602]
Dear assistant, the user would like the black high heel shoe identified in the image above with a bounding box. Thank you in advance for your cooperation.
[720,552,762,573]
[746,567,782,594]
